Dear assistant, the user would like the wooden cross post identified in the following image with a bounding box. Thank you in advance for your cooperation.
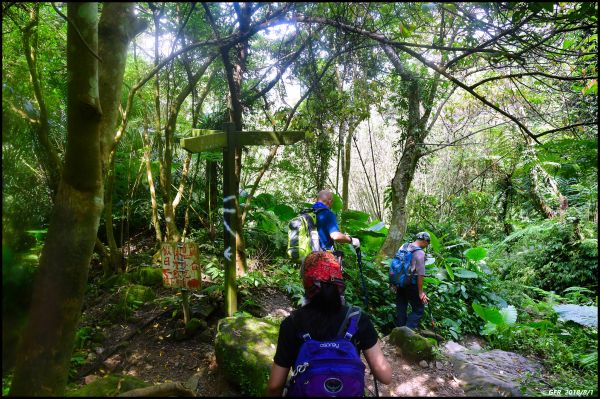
[180,122,310,316]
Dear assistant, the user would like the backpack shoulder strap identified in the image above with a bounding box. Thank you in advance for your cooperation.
[335,305,353,338]
[411,245,423,253]
[344,306,362,340]
[336,305,361,340]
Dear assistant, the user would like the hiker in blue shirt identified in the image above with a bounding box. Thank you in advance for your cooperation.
[312,189,360,260]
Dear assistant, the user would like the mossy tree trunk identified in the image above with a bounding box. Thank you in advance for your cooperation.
[378,44,441,257]
[10,4,103,395]
[10,3,145,395]
[97,3,147,274]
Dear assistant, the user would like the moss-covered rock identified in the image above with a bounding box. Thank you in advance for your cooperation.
[389,326,435,362]
[185,318,207,335]
[215,316,281,396]
[123,284,156,306]
[99,273,131,289]
[66,374,149,396]
[107,284,156,322]
[132,267,163,287]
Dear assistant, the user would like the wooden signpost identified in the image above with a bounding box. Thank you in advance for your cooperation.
[160,241,201,324]
[180,122,310,316]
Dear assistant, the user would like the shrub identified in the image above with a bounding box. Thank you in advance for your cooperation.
[489,220,597,293]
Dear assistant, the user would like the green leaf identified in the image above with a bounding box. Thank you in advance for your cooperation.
[472,302,504,325]
[341,210,371,232]
[331,193,343,213]
[273,204,295,222]
[444,257,462,265]
[499,305,518,325]
[481,321,498,335]
[445,263,455,281]
[453,268,478,278]
[464,247,487,261]
[253,193,276,210]
[427,231,441,253]
[562,39,574,49]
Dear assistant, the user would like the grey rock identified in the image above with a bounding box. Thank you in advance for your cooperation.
[446,347,543,396]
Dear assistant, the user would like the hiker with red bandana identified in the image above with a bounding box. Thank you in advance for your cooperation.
[266,251,391,396]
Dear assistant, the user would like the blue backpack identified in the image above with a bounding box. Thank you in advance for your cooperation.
[389,244,422,288]
[285,306,365,397]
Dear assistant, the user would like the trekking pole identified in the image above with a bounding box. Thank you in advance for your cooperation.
[355,247,379,397]
[356,247,369,308]
[427,303,436,332]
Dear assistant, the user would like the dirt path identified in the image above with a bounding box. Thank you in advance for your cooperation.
[76,281,465,396]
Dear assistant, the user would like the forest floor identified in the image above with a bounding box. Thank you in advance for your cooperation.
[74,263,467,397]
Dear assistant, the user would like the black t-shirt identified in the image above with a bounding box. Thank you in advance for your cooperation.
[273,304,379,368]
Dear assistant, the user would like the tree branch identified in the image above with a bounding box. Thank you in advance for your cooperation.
[470,71,598,89]
[51,2,102,62]
[444,10,540,70]
[532,122,598,139]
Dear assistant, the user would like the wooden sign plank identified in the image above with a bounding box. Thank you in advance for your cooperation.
[160,242,201,290]
[180,132,227,152]
[231,130,309,146]
[191,128,224,137]
[181,130,311,152]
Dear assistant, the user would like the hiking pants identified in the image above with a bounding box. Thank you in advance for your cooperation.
[395,284,424,329]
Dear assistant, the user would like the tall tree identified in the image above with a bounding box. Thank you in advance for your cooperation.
[9,3,144,395]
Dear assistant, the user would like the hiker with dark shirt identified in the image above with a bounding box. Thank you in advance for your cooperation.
[266,251,391,396]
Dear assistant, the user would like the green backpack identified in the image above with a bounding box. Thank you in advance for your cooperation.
[287,208,324,263]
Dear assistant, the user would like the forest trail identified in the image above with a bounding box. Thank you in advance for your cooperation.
[76,277,465,396]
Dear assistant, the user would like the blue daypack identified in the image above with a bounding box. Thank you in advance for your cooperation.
[389,243,422,288]
[285,306,365,397]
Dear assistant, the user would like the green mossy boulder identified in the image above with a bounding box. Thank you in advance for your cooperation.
[132,267,163,287]
[107,284,156,322]
[66,374,149,396]
[389,326,436,362]
[99,273,131,289]
[185,318,207,335]
[215,316,281,396]
[123,284,156,306]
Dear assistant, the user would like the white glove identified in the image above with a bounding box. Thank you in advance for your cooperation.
[351,237,360,248]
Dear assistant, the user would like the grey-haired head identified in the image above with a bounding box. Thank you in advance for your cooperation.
[415,232,431,243]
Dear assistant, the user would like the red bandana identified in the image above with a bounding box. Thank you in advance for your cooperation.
[303,251,344,298]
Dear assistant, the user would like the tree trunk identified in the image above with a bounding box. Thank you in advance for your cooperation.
[118,382,195,397]
[97,3,146,273]
[205,160,218,241]
[103,155,124,274]
[315,121,328,192]
[341,122,359,211]
[10,4,145,392]
[379,45,425,257]
[378,44,442,257]
[142,109,163,242]
[219,4,251,276]
[21,3,62,200]
[10,4,103,395]
[161,55,215,243]
[336,120,343,193]
[379,135,421,257]
[498,173,514,235]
